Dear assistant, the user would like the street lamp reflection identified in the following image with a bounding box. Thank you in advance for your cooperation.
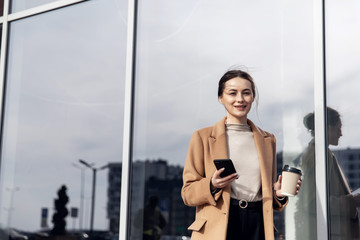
[78,159,108,233]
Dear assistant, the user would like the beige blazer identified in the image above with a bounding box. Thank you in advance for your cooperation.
[181,118,287,240]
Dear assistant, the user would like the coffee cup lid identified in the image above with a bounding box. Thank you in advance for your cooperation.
[282,165,302,175]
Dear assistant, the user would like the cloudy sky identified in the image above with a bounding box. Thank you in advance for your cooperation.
[0,0,359,234]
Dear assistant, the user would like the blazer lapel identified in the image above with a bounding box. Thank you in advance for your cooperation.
[209,117,228,160]
[209,118,231,211]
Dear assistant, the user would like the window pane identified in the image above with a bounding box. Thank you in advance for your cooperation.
[10,0,59,13]
[326,0,360,239]
[0,0,127,238]
[130,1,314,239]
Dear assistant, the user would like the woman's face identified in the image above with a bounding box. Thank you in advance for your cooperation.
[218,77,254,124]
[328,121,342,146]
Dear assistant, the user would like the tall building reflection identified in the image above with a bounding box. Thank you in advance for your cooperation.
[107,160,194,237]
[334,148,360,191]
[107,163,122,233]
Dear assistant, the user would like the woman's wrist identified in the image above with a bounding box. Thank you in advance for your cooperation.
[274,189,286,201]
[210,181,220,195]
[274,189,286,202]
[210,181,216,191]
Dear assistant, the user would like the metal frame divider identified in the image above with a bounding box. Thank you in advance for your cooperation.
[314,0,329,239]
[7,0,87,21]
[119,0,137,239]
[0,0,10,133]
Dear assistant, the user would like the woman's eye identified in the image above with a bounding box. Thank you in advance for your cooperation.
[229,92,236,95]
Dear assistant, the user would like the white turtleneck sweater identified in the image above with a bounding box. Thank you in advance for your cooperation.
[226,123,262,202]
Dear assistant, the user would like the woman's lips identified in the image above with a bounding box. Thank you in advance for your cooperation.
[234,105,246,110]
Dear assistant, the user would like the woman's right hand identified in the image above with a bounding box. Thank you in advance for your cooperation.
[211,168,239,190]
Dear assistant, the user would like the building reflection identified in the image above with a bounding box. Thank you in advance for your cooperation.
[134,195,167,240]
[107,159,194,238]
[333,149,360,191]
[0,146,359,240]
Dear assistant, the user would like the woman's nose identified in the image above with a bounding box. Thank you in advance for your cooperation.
[236,93,244,102]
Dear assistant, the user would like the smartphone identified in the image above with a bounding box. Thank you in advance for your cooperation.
[213,159,237,178]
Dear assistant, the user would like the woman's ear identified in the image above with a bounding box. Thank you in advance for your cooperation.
[218,96,223,104]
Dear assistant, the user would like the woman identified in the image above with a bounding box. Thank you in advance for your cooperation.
[181,69,299,240]
[295,108,360,240]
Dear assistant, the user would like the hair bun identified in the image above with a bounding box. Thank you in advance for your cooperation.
[303,112,314,131]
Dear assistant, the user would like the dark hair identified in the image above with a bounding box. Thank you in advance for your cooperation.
[217,70,256,98]
[303,107,341,135]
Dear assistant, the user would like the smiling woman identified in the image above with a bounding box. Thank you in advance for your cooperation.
[181,69,300,240]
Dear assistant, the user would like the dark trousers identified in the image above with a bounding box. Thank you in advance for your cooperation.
[226,199,265,240]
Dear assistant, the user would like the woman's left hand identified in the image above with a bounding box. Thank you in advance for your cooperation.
[274,175,302,197]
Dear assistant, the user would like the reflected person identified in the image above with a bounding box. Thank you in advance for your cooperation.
[134,195,167,240]
[182,69,301,240]
[295,107,360,240]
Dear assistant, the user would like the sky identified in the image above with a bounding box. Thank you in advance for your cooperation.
[0,0,359,234]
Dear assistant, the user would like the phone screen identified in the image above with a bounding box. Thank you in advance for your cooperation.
[213,159,237,178]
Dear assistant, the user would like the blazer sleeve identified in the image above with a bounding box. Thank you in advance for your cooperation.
[181,131,218,207]
[270,134,289,210]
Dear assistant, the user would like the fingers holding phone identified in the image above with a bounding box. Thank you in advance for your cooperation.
[211,168,238,189]
[212,159,239,189]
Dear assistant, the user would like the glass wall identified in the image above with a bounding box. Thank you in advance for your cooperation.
[129,0,314,239]
[1,0,359,239]
[10,0,61,13]
[0,0,127,238]
[326,0,360,239]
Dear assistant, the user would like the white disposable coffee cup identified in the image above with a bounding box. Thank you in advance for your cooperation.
[281,165,302,197]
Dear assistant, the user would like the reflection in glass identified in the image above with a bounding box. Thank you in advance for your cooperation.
[0,0,127,238]
[10,0,59,13]
[292,111,317,240]
[131,0,314,239]
[0,0,4,17]
[326,108,360,239]
[326,0,360,239]
[292,108,358,239]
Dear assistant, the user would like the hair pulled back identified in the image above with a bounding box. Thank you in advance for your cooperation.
[218,69,256,98]
[303,107,341,136]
